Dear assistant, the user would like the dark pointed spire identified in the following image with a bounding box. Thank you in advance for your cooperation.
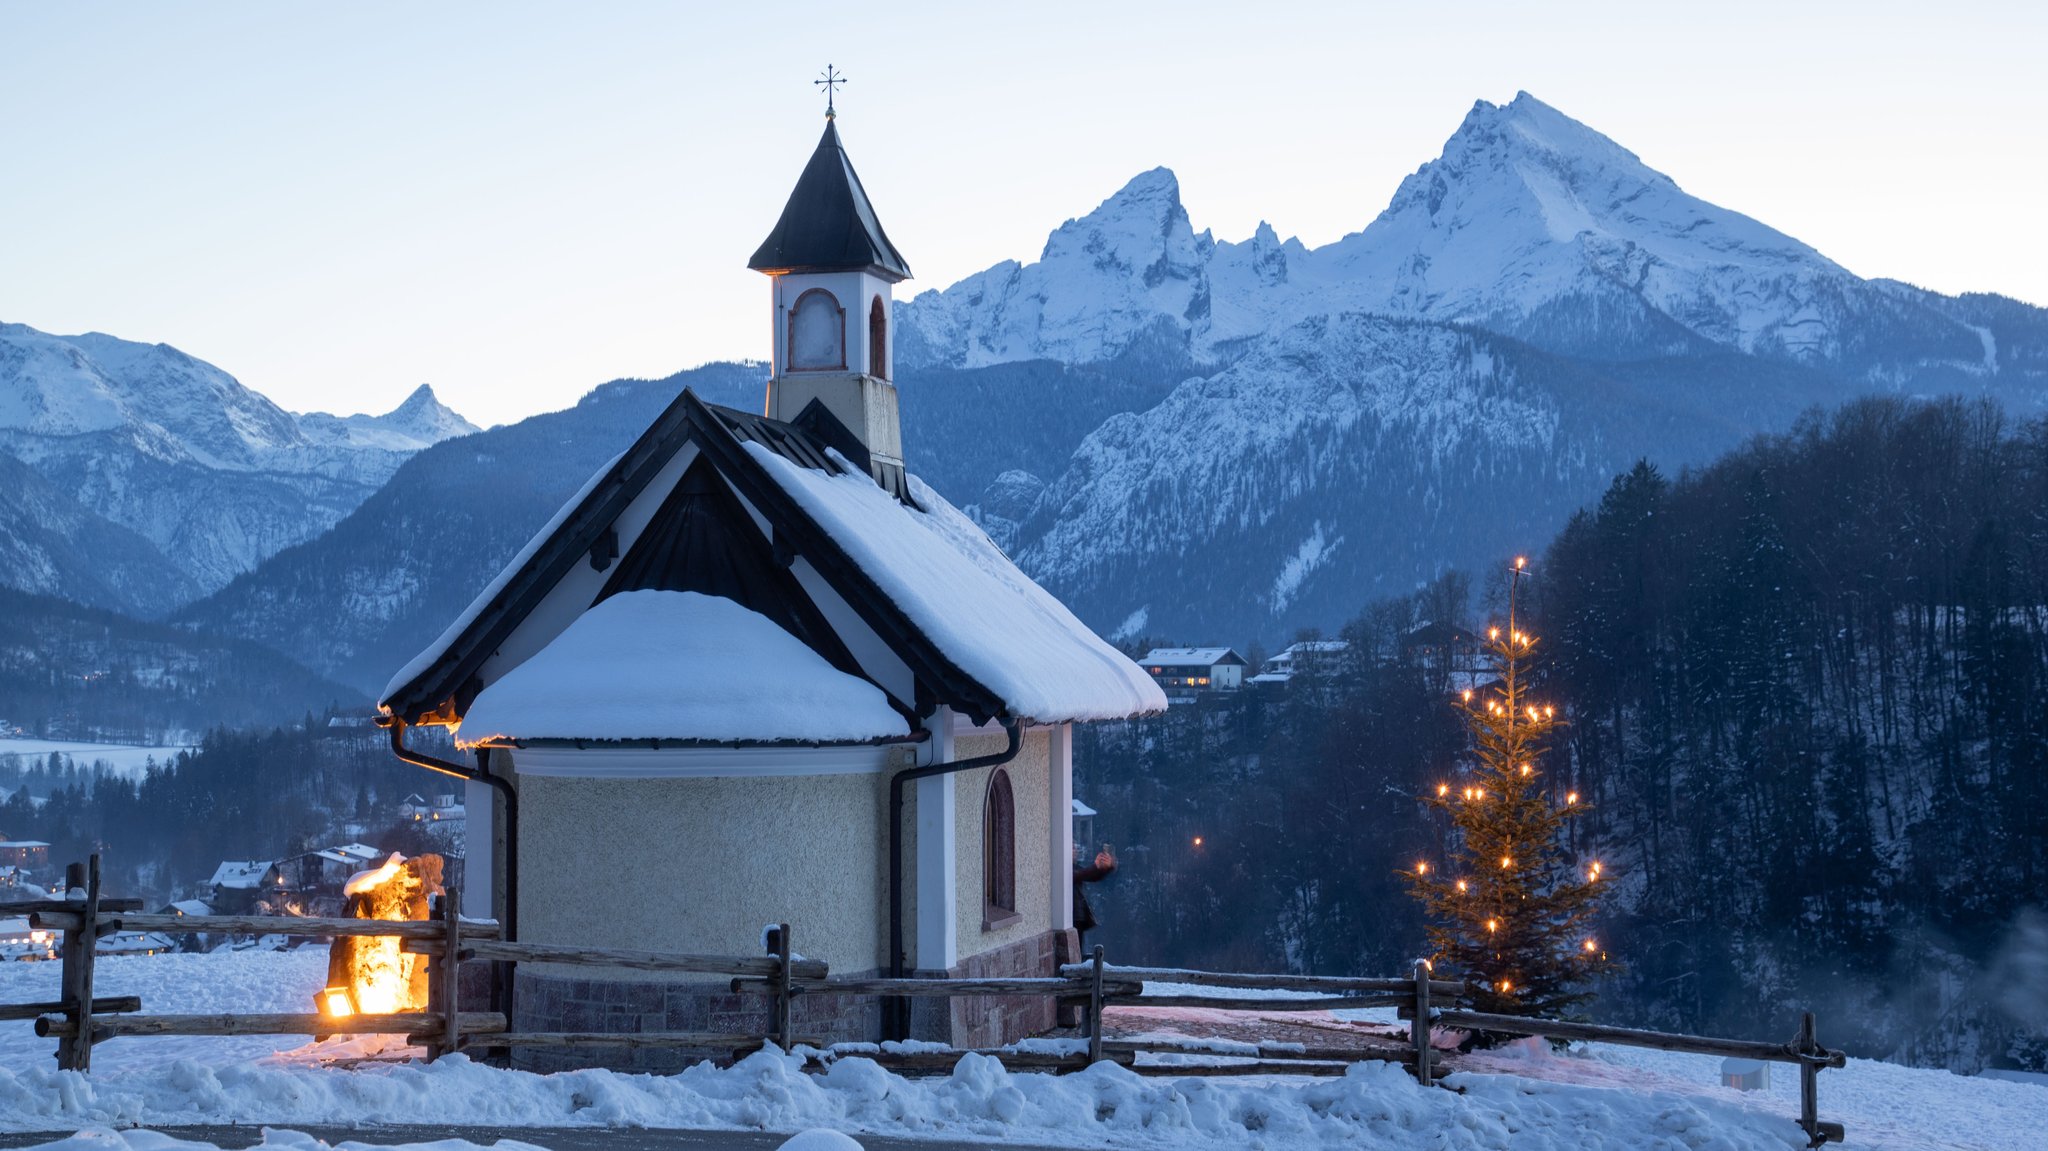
[748,120,912,283]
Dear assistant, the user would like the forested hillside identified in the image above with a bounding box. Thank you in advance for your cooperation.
[0,586,361,742]
[1076,394,2048,1074]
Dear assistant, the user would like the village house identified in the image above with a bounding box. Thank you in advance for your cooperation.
[377,108,1166,1066]
[398,793,465,824]
[207,859,273,915]
[158,898,217,953]
[0,838,51,869]
[0,916,57,962]
[1247,638,1350,686]
[1138,647,1248,702]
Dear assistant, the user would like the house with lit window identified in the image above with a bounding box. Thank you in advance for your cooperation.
[1139,646,1248,701]
[377,108,1166,1067]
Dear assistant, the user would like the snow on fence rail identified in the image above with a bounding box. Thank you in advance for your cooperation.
[6,856,1848,1147]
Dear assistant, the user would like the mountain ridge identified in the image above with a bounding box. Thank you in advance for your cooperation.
[0,323,479,609]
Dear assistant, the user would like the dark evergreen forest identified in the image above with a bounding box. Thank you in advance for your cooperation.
[1078,395,2048,1073]
[1,718,456,898]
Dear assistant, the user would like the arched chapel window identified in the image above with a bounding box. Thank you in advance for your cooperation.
[869,296,888,379]
[789,288,844,371]
[983,768,1017,924]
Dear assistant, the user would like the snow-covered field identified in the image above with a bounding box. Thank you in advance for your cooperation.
[2,949,2041,1150]
[0,739,195,778]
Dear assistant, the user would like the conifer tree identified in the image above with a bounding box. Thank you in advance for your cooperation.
[1406,557,1607,1019]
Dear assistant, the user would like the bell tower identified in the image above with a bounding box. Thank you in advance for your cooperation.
[750,89,912,482]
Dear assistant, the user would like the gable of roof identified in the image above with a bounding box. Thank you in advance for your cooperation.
[748,120,911,282]
[381,389,1164,730]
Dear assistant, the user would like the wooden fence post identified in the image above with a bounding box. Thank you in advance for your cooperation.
[1796,1011,1843,1145]
[1086,944,1105,1065]
[55,856,102,1073]
[1411,961,1432,1086]
[426,887,462,1061]
[771,922,794,1051]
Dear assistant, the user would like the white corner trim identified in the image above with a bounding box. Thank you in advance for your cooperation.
[915,708,959,971]
[510,744,894,778]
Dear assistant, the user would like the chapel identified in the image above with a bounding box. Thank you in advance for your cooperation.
[377,105,1166,1066]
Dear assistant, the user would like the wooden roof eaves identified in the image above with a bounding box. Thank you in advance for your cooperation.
[381,388,705,725]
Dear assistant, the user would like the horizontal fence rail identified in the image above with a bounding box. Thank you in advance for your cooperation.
[0,996,140,1023]
[29,911,504,942]
[429,937,824,979]
[1432,1010,1847,1068]
[38,1011,508,1040]
[1059,963,1466,997]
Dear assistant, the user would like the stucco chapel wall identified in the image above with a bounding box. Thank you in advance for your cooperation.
[514,758,902,974]
[952,726,1053,961]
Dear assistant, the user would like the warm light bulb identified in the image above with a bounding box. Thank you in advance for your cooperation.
[1519,763,1532,776]
[1416,861,1428,874]
[1583,939,1597,953]
[1456,880,1468,892]
[1461,689,1473,702]
[1486,918,1498,933]
[1500,855,1513,869]
[1438,783,1450,797]
[1515,556,1527,570]
[1544,706,1554,718]
[1566,791,1579,805]
[1500,979,1511,992]
[1193,836,1204,847]
[1489,627,1500,640]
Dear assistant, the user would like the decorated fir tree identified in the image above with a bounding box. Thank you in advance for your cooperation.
[1406,557,1608,1019]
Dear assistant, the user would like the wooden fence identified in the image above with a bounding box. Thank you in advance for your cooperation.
[4,857,1844,1146]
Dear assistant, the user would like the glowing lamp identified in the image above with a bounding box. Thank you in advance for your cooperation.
[321,987,354,1018]
[1456,879,1468,893]
[1416,861,1429,874]
[1583,939,1598,953]
[1566,791,1579,805]
[1514,556,1527,570]
[1486,918,1498,933]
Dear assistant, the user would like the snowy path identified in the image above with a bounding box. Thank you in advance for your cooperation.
[1,950,2042,1149]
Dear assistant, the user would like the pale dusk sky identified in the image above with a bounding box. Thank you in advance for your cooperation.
[2,0,2041,427]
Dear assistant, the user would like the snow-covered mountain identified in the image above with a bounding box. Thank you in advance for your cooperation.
[901,92,2044,388]
[896,92,2048,643]
[112,92,2048,673]
[0,323,477,608]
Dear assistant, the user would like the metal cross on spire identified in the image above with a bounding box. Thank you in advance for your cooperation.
[815,65,846,119]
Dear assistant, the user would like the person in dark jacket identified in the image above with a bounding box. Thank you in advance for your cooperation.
[1073,846,1117,950]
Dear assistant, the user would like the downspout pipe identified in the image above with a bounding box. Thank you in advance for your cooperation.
[387,718,518,942]
[886,715,1021,1040]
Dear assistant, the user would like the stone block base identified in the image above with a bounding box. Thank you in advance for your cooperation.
[507,967,882,1073]
[910,928,1075,1049]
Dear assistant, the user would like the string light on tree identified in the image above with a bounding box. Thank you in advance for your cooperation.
[1403,553,1612,1022]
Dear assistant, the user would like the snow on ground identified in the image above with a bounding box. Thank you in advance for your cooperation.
[0,949,2040,1150]
[0,948,338,1072]
[12,1130,550,1151]
[0,740,194,778]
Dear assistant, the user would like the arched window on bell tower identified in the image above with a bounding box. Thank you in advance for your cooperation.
[788,288,845,371]
[869,296,888,379]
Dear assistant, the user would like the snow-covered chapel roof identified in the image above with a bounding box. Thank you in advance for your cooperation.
[379,390,1165,736]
